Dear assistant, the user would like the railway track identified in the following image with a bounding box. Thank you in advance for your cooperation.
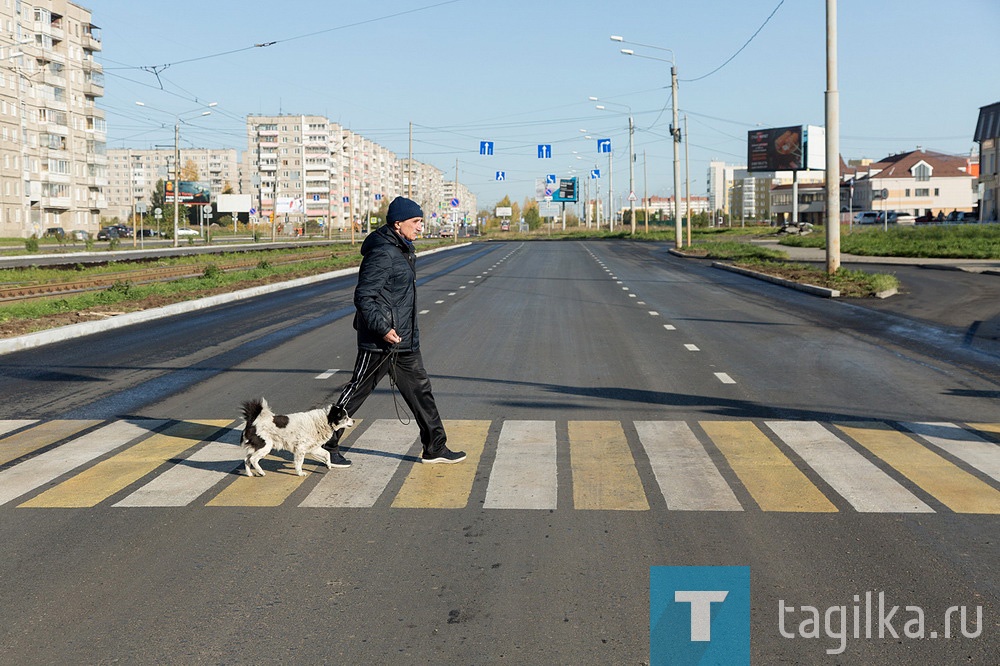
[0,250,336,304]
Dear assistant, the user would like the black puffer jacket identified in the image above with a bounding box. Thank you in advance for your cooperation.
[353,223,419,352]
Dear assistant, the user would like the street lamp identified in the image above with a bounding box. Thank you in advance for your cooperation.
[135,101,215,246]
[615,36,683,247]
[593,97,636,235]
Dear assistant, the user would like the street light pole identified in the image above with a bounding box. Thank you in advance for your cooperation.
[616,38,681,246]
[825,0,841,273]
[593,97,635,234]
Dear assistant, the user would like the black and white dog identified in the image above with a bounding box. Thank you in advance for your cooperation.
[240,398,354,477]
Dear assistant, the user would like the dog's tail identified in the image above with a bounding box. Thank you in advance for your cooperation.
[241,398,267,424]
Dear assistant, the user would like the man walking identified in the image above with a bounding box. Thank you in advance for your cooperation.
[323,196,466,467]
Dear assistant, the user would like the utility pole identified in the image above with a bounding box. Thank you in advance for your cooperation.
[671,63,682,248]
[643,150,649,234]
[628,114,635,235]
[173,122,180,247]
[684,115,692,247]
[408,122,413,199]
[825,0,841,273]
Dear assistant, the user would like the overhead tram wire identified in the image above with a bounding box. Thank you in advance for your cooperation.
[680,0,786,83]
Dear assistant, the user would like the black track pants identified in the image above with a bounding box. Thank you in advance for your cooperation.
[327,349,447,456]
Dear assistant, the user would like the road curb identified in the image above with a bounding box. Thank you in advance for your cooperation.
[711,262,841,298]
[0,242,470,356]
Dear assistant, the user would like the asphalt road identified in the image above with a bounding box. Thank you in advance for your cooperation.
[0,240,997,665]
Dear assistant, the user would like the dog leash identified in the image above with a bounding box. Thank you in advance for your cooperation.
[337,348,412,425]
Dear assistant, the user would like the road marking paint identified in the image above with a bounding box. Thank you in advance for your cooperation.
[484,420,557,509]
[0,420,103,467]
[115,424,242,507]
[648,311,659,316]
[635,421,742,511]
[703,421,837,512]
[460,286,466,289]
[21,420,230,508]
[664,325,676,331]
[901,422,1000,482]
[392,420,488,509]
[835,422,1000,514]
[0,420,36,438]
[767,421,932,513]
[715,373,736,384]
[419,310,430,315]
[436,300,445,304]
[969,423,1000,440]
[0,420,165,506]
[300,419,414,507]
[448,292,456,296]
[569,421,648,511]
[629,294,637,298]
[315,368,339,380]
[684,344,700,351]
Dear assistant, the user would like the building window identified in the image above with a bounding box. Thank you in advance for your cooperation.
[913,163,931,181]
[915,188,930,197]
[905,189,910,197]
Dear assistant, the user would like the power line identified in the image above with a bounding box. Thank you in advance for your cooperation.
[681,0,785,83]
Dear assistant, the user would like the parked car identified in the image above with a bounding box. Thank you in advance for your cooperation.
[854,211,881,225]
[439,225,455,238]
[500,221,511,231]
[175,228,200,237]
[136,228,159,238]
[97,227,120,240]
[892,213,916,226]
[43,227,66,239]
[69,230,90,241]
[957,211,979,222]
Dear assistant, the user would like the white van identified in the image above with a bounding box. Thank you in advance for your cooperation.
[854,211,881,225]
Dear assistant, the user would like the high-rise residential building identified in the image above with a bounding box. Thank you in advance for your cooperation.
[0,0,105,238]
[243,114,452,233]
[106,147,239,222]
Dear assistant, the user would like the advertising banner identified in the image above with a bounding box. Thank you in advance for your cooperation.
[165,180,211,205]
[747,126,803,172]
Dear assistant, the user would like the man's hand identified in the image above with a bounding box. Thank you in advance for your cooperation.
[383,329,402,345]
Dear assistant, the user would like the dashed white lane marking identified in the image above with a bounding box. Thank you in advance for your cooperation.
[664,325,676,330]
[648,311,660,316]
[435,300,445,304]
[715,373,736,384]
[629,294,637,298]
[684,344,700,351]
[448,292,456,296]
[315,369,339,380]
[419,310,430,315]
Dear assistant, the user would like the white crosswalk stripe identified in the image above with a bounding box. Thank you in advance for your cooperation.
[1,418,998,513]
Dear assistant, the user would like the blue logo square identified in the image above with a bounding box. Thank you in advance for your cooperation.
[650,566,750,665]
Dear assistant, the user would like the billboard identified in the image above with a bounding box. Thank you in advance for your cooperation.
[747,126,802,171]
[551,177,578,203]
[216,193,252,213]
[747,125,826,172]
[276,197,303,214]
[165,180,211,205]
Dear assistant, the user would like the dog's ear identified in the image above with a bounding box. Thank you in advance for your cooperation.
[260,397,270,411]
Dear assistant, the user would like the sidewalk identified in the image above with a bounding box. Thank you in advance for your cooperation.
[751,238,1000,274]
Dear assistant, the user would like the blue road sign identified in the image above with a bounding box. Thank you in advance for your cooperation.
[313,194,320,201]
[375,193,382,200]
[546,174,557,184]
[343,196,349,203]
[538,144,552,159]
[249,207,256,215]
[598,138,612,153]
[496,171,506,181]
[450,198,460,207]
[480,141,494,156]
[591,169,601,179]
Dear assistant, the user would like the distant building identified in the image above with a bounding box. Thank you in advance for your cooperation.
[106,148,239,222]
[851,149,977,218]
[974,101,1000,221]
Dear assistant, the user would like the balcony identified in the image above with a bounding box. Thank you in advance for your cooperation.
[41,196,71,209]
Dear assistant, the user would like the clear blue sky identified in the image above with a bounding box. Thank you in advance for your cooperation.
[96,0,1000,210]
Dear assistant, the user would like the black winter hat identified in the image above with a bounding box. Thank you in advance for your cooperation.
[386,196,423,224]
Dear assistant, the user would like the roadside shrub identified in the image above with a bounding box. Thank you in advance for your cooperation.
[24,236,39,253]
[202,263,221,279]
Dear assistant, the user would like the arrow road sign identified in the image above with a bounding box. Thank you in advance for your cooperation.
[538,144,552,159]
[597,138,612,153]
[496,171,506,181]
[480,141,494,156]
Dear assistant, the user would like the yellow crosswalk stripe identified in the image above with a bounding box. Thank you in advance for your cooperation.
[569,421,648,511]
[702,421,837,512]
[392,420,488,509]
[969,423,1000,440]
[19,420,229,508]
[0,420,102,466]
[835,422,1000,514]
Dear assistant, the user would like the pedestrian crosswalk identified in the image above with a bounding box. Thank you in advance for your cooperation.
[1,417,998,513]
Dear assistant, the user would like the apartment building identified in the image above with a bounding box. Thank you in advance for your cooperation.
[850,149,976,218]
[975,101,999,221]
[105,147,239,222]
[0,0,105,238]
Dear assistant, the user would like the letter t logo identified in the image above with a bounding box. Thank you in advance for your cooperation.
[674,590,730,641]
